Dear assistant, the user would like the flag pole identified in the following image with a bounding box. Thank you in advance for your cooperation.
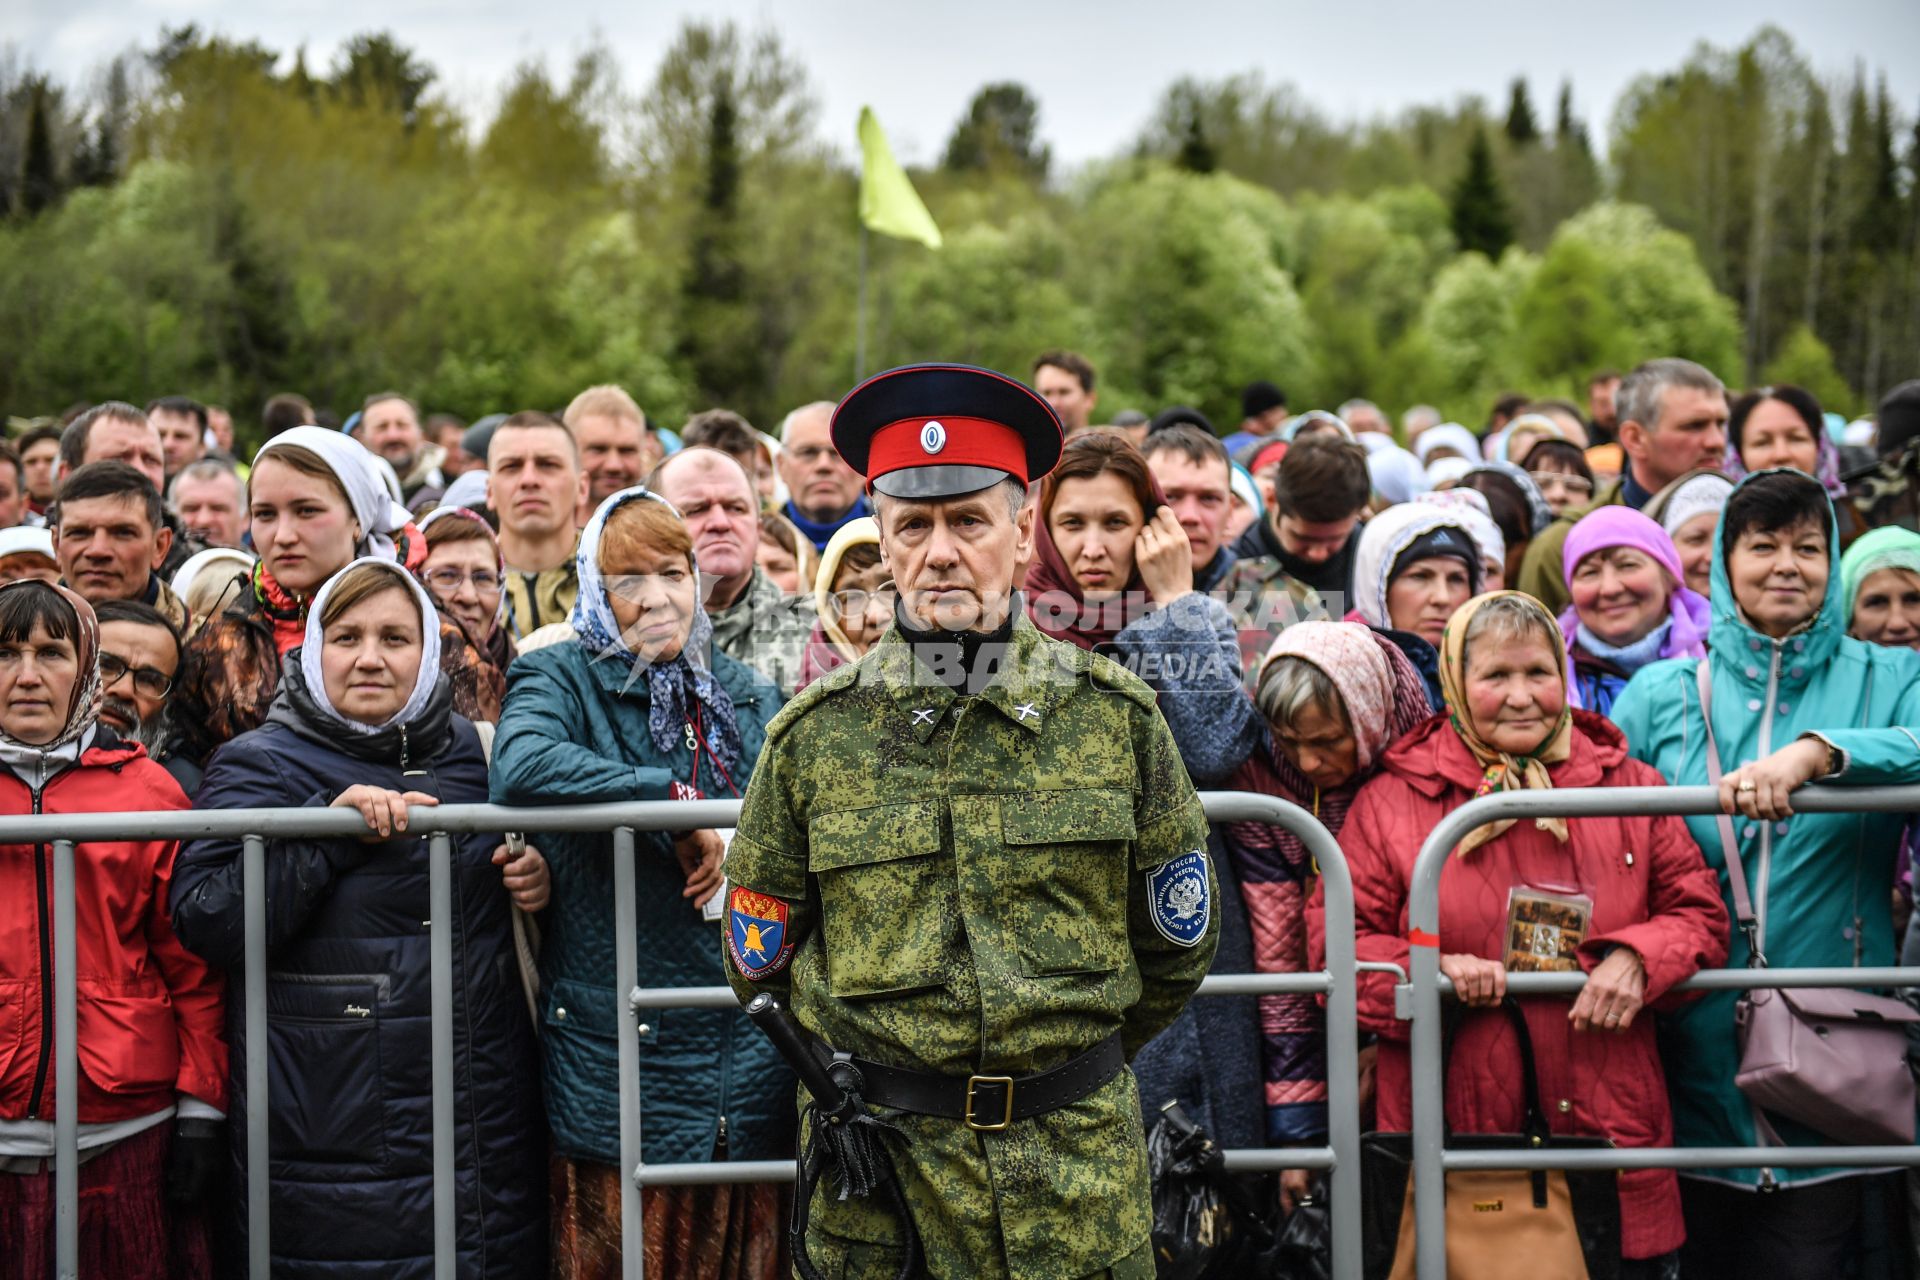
[856,221,869,381]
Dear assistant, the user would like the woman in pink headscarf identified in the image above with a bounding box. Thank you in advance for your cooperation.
[1224,621,1435,1208]
[1558,506,1710,717]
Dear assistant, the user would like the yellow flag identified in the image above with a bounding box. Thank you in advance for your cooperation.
[858,107,942,250]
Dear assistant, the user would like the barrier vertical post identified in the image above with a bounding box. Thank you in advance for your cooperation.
[613,826,645,1280]
[243,833,271,1280]
[52,837,78,1280]
[430,832,456,1276]
[1198,791,1363,1280]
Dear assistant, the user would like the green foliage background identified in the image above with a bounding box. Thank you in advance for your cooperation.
[0,22,1912,449]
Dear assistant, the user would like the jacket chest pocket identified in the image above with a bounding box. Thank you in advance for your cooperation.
[809,801,952,998]
[998,789,1136,977]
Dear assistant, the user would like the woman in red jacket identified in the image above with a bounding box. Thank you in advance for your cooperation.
[0,579,227,1278]
[1312,591,1727,1274]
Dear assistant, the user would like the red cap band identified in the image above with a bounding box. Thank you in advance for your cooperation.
[866,416,1030,487]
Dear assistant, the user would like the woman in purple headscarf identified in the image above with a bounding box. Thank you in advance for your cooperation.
[1558,507,1710,716]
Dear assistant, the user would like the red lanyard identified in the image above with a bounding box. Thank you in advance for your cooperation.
[683,703,740,798]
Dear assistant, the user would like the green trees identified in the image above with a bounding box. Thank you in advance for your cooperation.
[0,20,1912,439]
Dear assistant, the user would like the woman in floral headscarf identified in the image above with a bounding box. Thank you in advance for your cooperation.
[490,487,794,1280]
[1222,621,1435,1210]
[1318,591,1726,1274]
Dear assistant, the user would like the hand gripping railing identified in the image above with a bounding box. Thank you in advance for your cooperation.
[5,791,1366,1280]
[1404,783,1920,1279]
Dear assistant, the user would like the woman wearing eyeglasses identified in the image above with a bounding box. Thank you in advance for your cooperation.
[418,507,516,672]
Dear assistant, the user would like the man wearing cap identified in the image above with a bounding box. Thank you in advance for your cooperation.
[1222,381,1288,455]
[722,363,1218,1279]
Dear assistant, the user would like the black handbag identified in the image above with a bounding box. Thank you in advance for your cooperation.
[1359,997,1621,1280]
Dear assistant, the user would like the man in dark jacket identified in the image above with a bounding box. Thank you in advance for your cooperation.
[1231,434,1369,606]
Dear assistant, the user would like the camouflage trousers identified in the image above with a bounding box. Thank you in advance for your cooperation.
[797,1070,1155,1280]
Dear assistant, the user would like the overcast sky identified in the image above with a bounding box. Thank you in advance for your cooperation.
[13,0,1920,167]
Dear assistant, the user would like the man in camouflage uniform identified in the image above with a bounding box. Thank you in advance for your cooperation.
[722,363,1219,1279]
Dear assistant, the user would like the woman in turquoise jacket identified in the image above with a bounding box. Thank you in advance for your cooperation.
[491,487,793,1280]
[1613,468,1920,1277]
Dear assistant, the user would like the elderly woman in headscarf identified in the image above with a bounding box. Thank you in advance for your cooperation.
[1558,508,1710,717]
[1840,525,1920,650]
[173,559,548,1276]
[1643,468,1734,597]
[1319,591,1727,1276]
[796,516,892,690]
[171,427,502,765]
[1346,501,1484,708]
[490,487,794,1280]
[1222,622,1434,1210]
[1026,431,1261,782]
[416,505,515,673]
[0,581,226,1278]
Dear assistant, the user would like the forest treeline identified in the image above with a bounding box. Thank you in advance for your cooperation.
[0,21,1913,443]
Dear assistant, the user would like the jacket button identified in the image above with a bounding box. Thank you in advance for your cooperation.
[1749,640,1762,651]
[1790,667,1804,679]
[555,1008,567,1021]
[1777,704,1790,716]
[1557,1099,1572,1114]
[1747,699,1762,712]
[1775,821,1790,835]
[637,1023,653,1038]
[1745,667,1759,679]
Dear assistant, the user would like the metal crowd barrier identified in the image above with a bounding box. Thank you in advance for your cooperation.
[3,790,1371,1280]
[1404,783,1920,1279]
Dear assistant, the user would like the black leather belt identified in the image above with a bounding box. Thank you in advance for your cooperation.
[842,1034,1126,1132]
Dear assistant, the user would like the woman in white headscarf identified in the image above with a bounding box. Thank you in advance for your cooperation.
[1345,501,1484,709]
[175,558,548,1276]
[171,428,503,763]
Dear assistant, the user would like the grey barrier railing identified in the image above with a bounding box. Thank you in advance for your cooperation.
[1405,783,1920,1279]
[3,790,1369,1280]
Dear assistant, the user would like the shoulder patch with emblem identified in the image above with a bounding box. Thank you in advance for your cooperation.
[727,886,796,980]
[1146,850,1211,947]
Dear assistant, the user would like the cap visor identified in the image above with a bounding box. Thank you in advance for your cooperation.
[871,465,1014,500]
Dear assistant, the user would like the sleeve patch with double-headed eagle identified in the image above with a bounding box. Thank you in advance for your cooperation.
[1146,850,1211,947]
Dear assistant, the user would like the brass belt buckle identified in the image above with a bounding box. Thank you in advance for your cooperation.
[964,1074,1015,1131]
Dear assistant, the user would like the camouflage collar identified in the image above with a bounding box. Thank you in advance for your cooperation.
[870,613,1076,742]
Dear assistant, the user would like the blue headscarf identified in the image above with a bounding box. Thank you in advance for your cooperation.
[570,486,743,782]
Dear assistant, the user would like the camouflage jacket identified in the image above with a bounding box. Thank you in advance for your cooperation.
[1212,555,1329,695]
[707,566,813,703]
[723,613,1216,1280]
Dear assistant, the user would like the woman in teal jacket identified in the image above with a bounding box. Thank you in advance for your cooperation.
[491,487,793,1280]
[1613,469,1920,1276]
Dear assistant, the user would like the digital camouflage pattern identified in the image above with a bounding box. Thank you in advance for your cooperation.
[1213,555,1329,694]
[723,613,1216,1280]
[708,565,815,700]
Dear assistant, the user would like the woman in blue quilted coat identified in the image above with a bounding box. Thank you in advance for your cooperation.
[173,558,548,1277]
[492,486,793,1279]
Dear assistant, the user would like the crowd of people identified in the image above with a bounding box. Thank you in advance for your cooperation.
[3,353,1920,1279]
